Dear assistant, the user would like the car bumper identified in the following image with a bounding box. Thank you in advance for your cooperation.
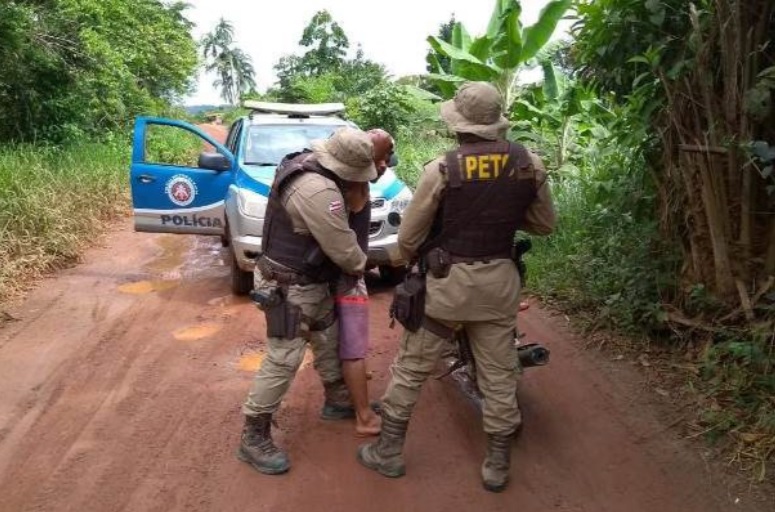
[232,235,261,272]
[366,233,398,267]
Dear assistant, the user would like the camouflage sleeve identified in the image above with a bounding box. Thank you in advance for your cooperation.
[287,182,367,275]
[521,152,557,236]
[397,158,447,262]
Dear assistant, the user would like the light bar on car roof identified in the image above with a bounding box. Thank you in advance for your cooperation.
[242,101,346,116]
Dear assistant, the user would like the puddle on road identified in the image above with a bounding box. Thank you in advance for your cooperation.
[173,323,222,341]
[238,352,266,372]
[117,235,230,295]
[207,295,241,307]
[207,294,247,316]
[118,280,179,294]
[145,235,189,279]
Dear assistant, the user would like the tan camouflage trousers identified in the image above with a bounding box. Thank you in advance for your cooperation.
[382,315,522,435]
[242,282,342,416]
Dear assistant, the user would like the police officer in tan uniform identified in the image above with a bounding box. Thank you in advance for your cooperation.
[237,127,378,475]
[357,82,556,492]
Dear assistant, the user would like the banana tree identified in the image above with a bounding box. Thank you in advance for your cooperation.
[427,0,571,109]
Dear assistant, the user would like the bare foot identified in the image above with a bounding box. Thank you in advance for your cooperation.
[355,410,382,437]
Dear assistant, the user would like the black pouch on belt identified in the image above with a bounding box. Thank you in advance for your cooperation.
[389,273,426,332]
[425,247,451,279]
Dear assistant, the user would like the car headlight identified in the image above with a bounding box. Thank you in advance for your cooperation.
[389,187,413,213]
[237,189,267,219]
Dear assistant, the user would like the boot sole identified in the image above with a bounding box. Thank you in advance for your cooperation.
[483,481,508,493]
[236,446,290,475]
[356,447,405,478]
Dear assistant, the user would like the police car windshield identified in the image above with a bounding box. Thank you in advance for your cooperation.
[244,124,341,166]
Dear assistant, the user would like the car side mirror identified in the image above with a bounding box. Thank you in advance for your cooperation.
[388,153,399,167]
[198,152,231,172]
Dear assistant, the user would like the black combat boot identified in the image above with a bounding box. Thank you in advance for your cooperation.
[481,433,514,492]
[320,379,356,420]
[236,414,290,475]
[356,413,408,478]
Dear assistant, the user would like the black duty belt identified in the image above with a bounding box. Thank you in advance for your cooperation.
[257,257,325,286]
[448,251,512,265]
[422,316,456,339]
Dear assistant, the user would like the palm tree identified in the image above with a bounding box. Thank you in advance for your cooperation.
[201,18,256,104]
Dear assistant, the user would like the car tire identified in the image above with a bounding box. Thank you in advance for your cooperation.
[229,246,253,295]
[379,265,408,285]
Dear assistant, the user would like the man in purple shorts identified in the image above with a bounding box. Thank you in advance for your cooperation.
[338,129,395,436]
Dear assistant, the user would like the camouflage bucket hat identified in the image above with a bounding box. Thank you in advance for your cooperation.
[311,128,377,182]
[440,81,510,140]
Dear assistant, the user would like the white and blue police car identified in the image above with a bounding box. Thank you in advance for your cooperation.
[129,102,412,294]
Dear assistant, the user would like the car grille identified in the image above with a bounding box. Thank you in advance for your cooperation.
[369,221,383,236]
[370,198,385,209]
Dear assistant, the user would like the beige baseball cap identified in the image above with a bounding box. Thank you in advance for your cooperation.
[440,82,510,140]
[311,128,378,182]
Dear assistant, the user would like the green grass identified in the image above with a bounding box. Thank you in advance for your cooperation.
[394,128,452,188]
[0,142,130,302]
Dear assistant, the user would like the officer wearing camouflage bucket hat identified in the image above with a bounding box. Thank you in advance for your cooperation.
[357,82,557,492]
[237,127,382,475]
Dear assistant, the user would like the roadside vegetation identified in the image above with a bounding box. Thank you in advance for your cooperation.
[0,0,772,480]
[0,143,128,299]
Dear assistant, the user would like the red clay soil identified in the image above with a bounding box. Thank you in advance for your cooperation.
[0,227,772,512]
[197,122,228,152]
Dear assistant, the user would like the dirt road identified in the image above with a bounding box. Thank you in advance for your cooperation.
[0,226,771,512]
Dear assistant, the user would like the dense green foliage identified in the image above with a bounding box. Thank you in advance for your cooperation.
[514,0,775,474]
[0,0,198,143]
[426,0,571,107]
[265,10,424,137]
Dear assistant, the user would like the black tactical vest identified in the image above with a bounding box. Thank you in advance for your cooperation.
[434,141,538,259]
[261,151,345,282]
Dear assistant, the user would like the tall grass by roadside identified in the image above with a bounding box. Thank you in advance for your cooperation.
[394,128,451,188]
[0,143,129,302]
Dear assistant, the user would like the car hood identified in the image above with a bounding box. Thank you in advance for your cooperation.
[369,168,407,201]
[236,165,274,196]
[237,164,406,199]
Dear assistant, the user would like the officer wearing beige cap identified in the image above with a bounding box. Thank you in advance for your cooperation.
[236,127,378,475]
[357,82,556,492]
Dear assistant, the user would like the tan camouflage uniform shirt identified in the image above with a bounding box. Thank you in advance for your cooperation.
[281,171,367,275]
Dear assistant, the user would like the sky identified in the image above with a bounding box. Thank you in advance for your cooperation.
[183,0,570,105]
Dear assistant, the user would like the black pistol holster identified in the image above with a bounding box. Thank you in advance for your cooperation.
[252,287,302,340]
[510,238,532,285]
[389,272,426,332]
[425,247,452,279]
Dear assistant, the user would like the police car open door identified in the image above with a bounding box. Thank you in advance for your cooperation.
[130,117,235,235]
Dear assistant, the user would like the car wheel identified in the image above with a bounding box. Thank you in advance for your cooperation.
[229,246,253,295]
[379,265,407,285]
